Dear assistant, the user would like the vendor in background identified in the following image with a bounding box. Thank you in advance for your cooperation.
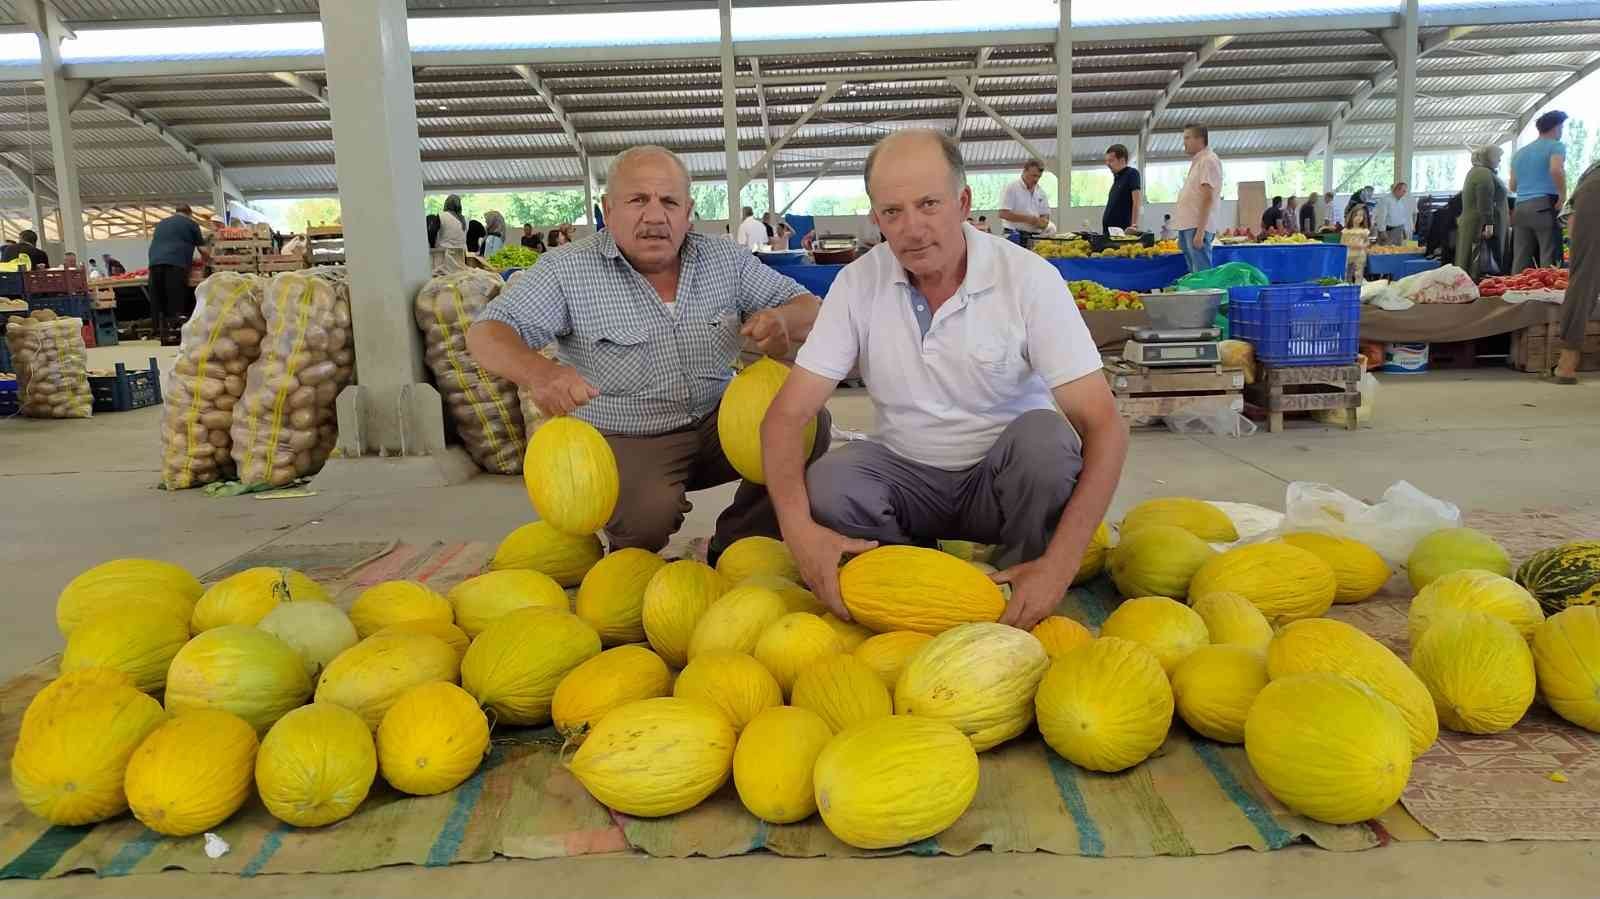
[1260,196,1285,232]
[773,222,795,249]
[1299,194,1319,234]
[482,210,507,258]
[1457,146,1510,281]
[148,204,210,346]
[102,254,126,276]
[521,223,546,252]
[1173,123,1223,272]
[999,158,1052,244]
[546,228,569,249]
[1,229,47,269]
[1424,193,1462,261]
[559,223,576,244]
[437,195,467,255]
[465,219,486,256]
[1509,110,1568,272]
[1551,159,1600,383]
[1320,191,1338,229]
[737,206,767,251]
[62,252,78,269]
[1373,182,1411,245]
[1341,205,1372,282]
[1101,144,1142,233]
[1283,196,1301,233]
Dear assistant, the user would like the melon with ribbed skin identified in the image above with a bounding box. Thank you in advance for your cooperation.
[715,536,801,584]
[552,645,672,743]
[491,521,605,587]
[642,560,727,668]
[125,710,257,836]
[754,612,843,697]
[853,631,933,687]
[821,613,874,650]
[60,609,189,693]
[1100,596,1210,673]
[1266,617,1437,758]
[377,682,490,796]
[1190,592,1274,653]
[740,574,826,616]
[448,569,570,639]
[1407,527,1511,591]
[1517,541,1600,616]
[1120,497,1238,542]
[717,357,817,484]
[165,625,313,734]
[568,697,736,817]
[894,622,1049,751]
[791,654,892,734]
[348,580,453,638]
[255,703,377,828]
[1030,616,1094,658]
[375,619,470,662]
[1280,533,1391,605]
[1108,525,1217,600]
[1408,569,1543,646]
[576,548,668,645]
[460,608,601,726]
[524,416,619,537]
[1532,606,1600,732]
[10,683,166,825]
[21,668,135,739]
[257,601,360,678]
[55,558,202,637]
[733,706,834,824]
[1190,543,1337,625]
[1035,638,1173,772]
[687,584,788,660]
[1245,673,1412,825]
[838,546,1007,634]
[191,567,331,633]
[315,631,460,731]
[813,715,979,850]
[1072,522,1114,586]
[1170,644,1267,743]
[673,651,783,732]
[1411,611,1535,734]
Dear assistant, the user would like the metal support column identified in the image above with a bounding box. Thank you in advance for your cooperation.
[1323,125,1336,195]
[719,0,741,231]
[24,2,83,257]
[1054,0,1072,214]
[211,182,228,225]
[27,184,45,239]
[1394,0,1419,186]
[582,155,595,229]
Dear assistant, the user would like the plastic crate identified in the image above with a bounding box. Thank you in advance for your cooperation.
[0,270,22,298]
[1228,283,1360,366]
[23,267,88,297]
[89,357,163,413]
[0,377,16,416]
[0,336,10,373]
[81,319,95,349]
[91,307,119,347]
[28,294,92,320]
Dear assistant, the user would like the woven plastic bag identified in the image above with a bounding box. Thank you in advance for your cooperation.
[414,269,528,474]
[160,272,267,489]
[5,313,92,418]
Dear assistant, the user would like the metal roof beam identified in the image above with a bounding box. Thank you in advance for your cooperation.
[745,82,841,179]
[1139,35,1232,160]
[268,71,328,105]
[511,64,587,169]
[1503,55,1600,141]
[947,77,1050,164]
[951,47,992,142]
[79,88,242,199]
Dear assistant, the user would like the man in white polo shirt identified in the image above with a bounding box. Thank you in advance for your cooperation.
[760,129,1129,629]
[998,158,1053,244]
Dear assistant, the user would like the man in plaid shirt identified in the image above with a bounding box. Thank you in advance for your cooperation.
[469,146,827,559]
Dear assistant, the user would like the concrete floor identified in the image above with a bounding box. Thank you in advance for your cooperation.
[4,341,1600,895]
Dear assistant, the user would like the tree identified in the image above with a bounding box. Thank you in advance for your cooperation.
[1565,118,1594,190]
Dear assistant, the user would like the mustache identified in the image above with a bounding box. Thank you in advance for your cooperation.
[634,228,673,238]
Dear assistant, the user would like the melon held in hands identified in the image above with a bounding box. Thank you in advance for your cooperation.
[524,416,619,537]
[838,545,1006,634]
[717,357,816,484]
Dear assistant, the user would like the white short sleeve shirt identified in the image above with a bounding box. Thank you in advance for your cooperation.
[796,224,1102,471]
[1000,179,1053,233]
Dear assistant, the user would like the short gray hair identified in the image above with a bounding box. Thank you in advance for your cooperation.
[863,128,967,198]
[607,145,692,194]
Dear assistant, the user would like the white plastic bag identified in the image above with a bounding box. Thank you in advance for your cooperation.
[1394,265,1478,305]
[1165,404,1257,438]
[1281,480,1460,564]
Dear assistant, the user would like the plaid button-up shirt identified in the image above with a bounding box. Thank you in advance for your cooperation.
[479,230,808,436]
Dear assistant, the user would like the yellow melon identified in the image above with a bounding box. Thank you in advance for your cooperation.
[687,584,788,660]
[568,697,735,817]
[1035,637,1173,772]
[60,608,189,693]
[1244,673,1412,824]
[1280,532,1391,604]
[257,601,360,677]
[812,715,979,849]
[191,566,331,632]
[315,631,460,731]
[165,625,313,734]
[55,558,202,637]
[552,645,672,743]
[348,580,453,638]
[377,681,490,795]
[448,568,570,639]
[894,622,1049,751]
[1100,596,1210,673]
[1030,616,1094,658]
[1170,644,1267,743]
[672,650,783,731]
[1120,497,1238,542]
[1072,522,1114,586]
[20,667,135,739]
[1407,527,1511,591]
[1532,607,1600,732]
[1107,525,1217,600]
[125,710,257,836]
[575,548,668,645]
[853,631,933,688]
[1190,592,1274,653]
[1408,569,1543,646]
[1411,611,1535,734]
[491,520,605,587]
[754,612,844,697]
[1190,543,1337,625]
[740,573,826,616]
[641,559,727,668]
[733,706,834,824]
[821,613,874,651]
[523,416,619,537]
[791,654,892,734]
[717,357,816,484]
[255,702,377,827]
[375,619,470,662]
[838,546,1007,634]
[715,536,801,584]
[460,608,601,726]
[10,683,167,825]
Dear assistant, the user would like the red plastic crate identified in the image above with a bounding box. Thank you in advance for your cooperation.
[23,267,88,297]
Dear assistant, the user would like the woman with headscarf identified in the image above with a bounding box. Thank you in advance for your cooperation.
[482,210,506,258]
[1456,147,1510,280]
[436,194,467,251]
[1551,160,1600,383]
[465,219,485,255]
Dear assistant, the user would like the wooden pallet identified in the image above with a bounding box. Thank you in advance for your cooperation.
[1245,362,1361,433]
[1103,359,1245,423]
[1509,318,1600,373]
[305,225,343,238]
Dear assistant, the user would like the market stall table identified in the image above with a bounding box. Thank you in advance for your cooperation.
[1359,297,1559,344]
[1212,243,1346,283]
[759,253,1190,299]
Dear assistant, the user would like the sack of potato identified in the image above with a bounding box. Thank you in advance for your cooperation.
[229,270,355,488]
[160,273,268,489]
[414,269,528,475]
[5,311,93,419]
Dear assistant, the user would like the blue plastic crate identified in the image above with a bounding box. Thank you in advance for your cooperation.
[1228,284,1360,366]
[27,294,92,320]
[0,271,22,298]
[0,378,16,417]
[0,335,10,373]
[88,357,163,413]
[91,306,118,347]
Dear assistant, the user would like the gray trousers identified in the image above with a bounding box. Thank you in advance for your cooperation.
[1512,196,1560,273]
[807,410,1084,568]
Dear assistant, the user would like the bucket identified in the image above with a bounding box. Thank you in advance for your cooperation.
[1380,342,1429,374]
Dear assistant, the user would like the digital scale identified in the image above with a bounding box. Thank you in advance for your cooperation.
[1121,326,1222,367]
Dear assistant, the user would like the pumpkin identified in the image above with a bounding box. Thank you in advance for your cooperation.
[733,706,834,824]
[10,683,166,825]
[1107,525,1216,600]
[1189,543,1336,625]
[838,546,1007,634]
[812,715,979,850]
[21,667,135,738]
[165,625,313,734]
[375,619,470,662]
[687,584,788,660]
[740,573,826,616]
[348,580,453,638]
[641,559,727,667]
[1244,673,1412,825]
[552,645,672,743]
[1531,606,1600,732]
[1072,522,1114,586]
[1100,596,1210,673]
[821,613,874,650]
[894,622,1049,751]
[1280,533,1391,604]
[1407,527,1511,591]
[1516,540,1600,616]
[791,654,893,733]
[315,631,460,731]
[715,536,801,584]
[1408,569,1543,646]
[717,357,816,484]
[55,558,202,637]
[1190,591,1274,653]
[754,612,844,696]
[1120,497,1238,542]
[1170,644,1267,743]
[568,697,736,817]
[60,608,189,693]
[1410,611,1535,734]
[376,682,490,795]
[125,710,258,836]
[853,631,933,687]
[255,702,377,827]
[672,651,783,731]
[1266,618,1437,758]
[257,601,360,677]
[491,520,605,587]
[575,548,668,645]
[191,566,331,632]
[524,416,619,537]
[1030,616,1094,658]
[460,608,601,726]
[448,568,570,639]
[1035,638,1173,772]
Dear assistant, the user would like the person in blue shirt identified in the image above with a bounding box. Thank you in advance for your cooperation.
[1509,110,1568,272]
[147,204,209,345]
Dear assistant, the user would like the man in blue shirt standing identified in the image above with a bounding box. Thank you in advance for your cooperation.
[147,204,209,345]
[1509,110,1568,272]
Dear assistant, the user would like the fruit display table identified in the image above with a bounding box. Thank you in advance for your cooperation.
[1212,243,1346,284]
[761,254,1190,298]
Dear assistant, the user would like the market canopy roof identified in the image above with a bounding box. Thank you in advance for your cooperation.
[0,0,1592,206]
